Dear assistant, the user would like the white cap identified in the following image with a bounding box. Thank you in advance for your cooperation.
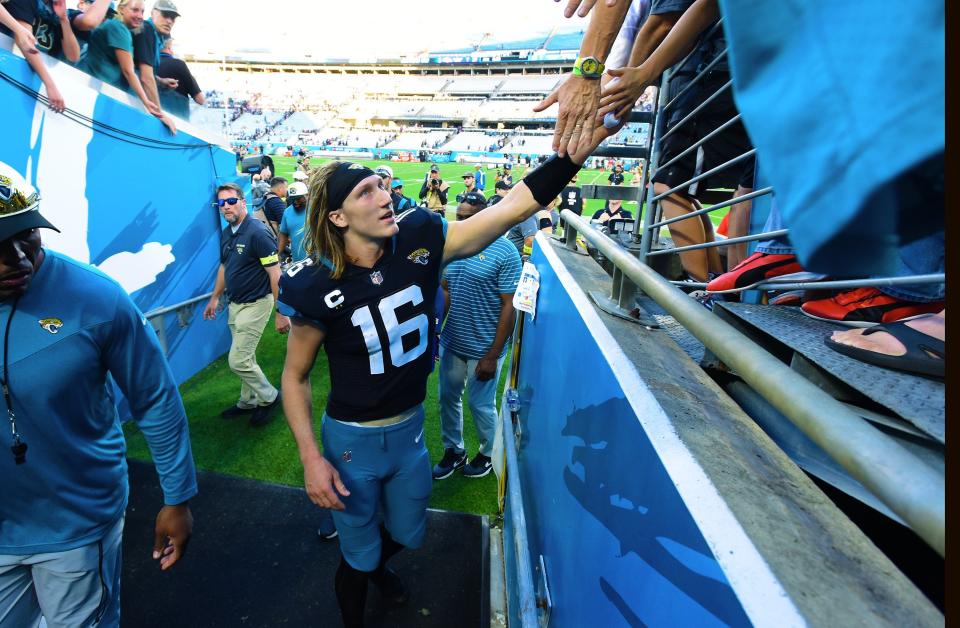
[287,182,308,198]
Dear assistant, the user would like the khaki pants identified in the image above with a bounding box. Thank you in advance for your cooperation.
[227,295,278,408]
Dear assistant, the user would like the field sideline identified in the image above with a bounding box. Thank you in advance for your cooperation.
[269,156,727,227]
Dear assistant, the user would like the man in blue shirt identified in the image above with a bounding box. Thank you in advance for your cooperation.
[433,192,521,479]
[279,181,308,264]
[203,182,289,427]
[0,162,196,627]
[473,163,486,192]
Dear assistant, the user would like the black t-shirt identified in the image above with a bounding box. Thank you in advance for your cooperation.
[220,217,279,304]
[560,185,583,215]
[592,206,634,221]
[262,194,286,225]
[608,171,625,185]
[132,19,160,68]
[158,54,201,97]
[0,0,35,36]
[278,210,448,421]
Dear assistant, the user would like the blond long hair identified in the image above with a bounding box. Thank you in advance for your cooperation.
[303,161,349,279]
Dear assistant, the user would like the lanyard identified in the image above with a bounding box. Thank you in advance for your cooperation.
[1,298,26,465]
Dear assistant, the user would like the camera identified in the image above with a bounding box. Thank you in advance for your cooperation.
[431,179,440,187]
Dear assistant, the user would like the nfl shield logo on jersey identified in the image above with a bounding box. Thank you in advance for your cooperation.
[370,271,384,285]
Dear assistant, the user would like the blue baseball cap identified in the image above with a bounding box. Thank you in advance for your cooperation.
[391,179,403,189]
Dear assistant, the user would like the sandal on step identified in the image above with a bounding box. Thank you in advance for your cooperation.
[824,319,944,379]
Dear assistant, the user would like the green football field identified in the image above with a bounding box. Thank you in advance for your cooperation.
[267,155,727,227]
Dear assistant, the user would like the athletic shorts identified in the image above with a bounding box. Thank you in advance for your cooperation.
[321,406,432,572]
[652,69,754,198]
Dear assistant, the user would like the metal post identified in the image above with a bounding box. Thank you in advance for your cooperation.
[638,68,672,263]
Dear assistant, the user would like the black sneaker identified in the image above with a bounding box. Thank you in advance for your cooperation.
[221,405,255,419]
[250,392,282,427]
[463,453,492,478]
[432,448,467,480]
[371,567,408,604]
[317,511,338,540]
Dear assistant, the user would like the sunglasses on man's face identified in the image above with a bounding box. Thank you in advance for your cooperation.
[216,197,241,207]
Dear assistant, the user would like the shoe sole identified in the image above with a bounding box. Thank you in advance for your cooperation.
[463,466,492,479]
[801,310,936,328]
[432,462,465,480]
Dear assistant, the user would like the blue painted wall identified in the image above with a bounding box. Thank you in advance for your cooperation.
[1,46,237,386]
[510,244,751,626]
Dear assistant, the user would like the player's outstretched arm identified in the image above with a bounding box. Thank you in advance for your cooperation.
[443,121,623,263]
[281,320,351,511]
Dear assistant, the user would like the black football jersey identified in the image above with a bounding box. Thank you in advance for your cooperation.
[278,209,447,421]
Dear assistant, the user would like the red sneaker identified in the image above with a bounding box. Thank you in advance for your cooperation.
[801,287,944,327]
[707,252,805,293]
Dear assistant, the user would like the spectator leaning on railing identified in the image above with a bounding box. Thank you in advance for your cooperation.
[157,37,204,119]
[133,0,179,112]
[0,0,66,111]
[79,0,176,134]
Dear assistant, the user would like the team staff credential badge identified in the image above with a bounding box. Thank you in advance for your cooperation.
[38,318,63,334]
[407,248,430,265]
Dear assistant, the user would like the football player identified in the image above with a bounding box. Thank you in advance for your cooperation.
[278,121,619,627]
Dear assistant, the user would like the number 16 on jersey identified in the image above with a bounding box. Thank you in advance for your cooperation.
[350,285,430,375]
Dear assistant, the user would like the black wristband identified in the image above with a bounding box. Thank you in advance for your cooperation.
[523,154,581,207]
[538,217,553,229]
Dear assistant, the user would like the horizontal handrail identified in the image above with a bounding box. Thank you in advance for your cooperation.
[662,47,729,113]
[651,148,756,202]
[645,228,788,256]
[145,292,214,320]
[651,114,742,177]
[670,274,946,292]
[561,209,945,556]
[647,186,773,229]
[659,79,733,142]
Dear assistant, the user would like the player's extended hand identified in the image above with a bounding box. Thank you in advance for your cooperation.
[534,75,602,159]
[275,312,291,334]
[303,454,351,511]
[153,503,193,571]
[599,66,655,122]
[202,297,220,320]
[556,0,618,19]
[475,355,498,382]
[158,77,180,90]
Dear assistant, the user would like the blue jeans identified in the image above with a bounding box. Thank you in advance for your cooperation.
[0,516,123,627]
[438,346,506,457]
[755,199,794,255]
[755,202,944,302]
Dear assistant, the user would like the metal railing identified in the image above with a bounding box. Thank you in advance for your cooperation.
[550,28,946,556]
[144,292,214,355]
[561,209,945,556]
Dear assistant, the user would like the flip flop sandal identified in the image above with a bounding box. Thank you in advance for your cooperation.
[824,319,945,379]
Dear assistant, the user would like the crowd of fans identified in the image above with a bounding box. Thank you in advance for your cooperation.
[0,0,206,135]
